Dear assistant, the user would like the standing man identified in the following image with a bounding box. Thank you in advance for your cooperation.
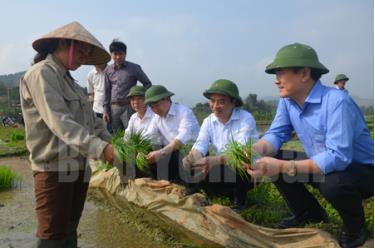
[87,64,107,118]
[334,74,349,92]
[245,43,373,248]
[103,39,152,133]
[183,79,259,208]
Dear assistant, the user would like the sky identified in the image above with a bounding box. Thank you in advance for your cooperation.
[0,0,373,106]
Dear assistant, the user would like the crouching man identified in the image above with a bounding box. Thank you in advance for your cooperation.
[183,79,259,209]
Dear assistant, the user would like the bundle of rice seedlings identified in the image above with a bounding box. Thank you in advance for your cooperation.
[223,138,259,182]
[0,166,20,190]
[113,130,152,175]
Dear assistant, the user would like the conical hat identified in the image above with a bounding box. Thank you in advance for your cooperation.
[32,21,110,65]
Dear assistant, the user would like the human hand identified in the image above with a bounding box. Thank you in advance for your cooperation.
[103,113,110,123]
[103,144,114,163]
[146,150,162,164]
[244,157,282,179]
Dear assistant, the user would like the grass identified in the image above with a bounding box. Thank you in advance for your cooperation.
[112,130,153,175]
[0,126,28,157]
[209,182,374,239]
[223,139,259,182]
[0,166,20,190]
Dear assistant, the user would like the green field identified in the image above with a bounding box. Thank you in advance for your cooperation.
[0,126,28,157]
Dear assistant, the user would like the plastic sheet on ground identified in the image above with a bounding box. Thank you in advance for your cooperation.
[89,167,340,248]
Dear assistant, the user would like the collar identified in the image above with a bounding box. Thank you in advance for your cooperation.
[304,80,323,104]
[212,107,240,124]
[142,106,154,119]
[46,54,68,77]
[287,80,324,113]
[114,61,126,70]
[166,102,177,117]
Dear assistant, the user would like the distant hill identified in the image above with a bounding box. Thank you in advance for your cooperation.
[351,96,373,107]
[0,72,25,87]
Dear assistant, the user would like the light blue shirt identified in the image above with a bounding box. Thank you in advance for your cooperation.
[193,108,259,155]
[262,81,373,174]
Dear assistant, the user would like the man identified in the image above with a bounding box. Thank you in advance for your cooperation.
[103,39,152,133]
[144,85,200,182]
[334,74,349,92]
[124,85,155,138]
[87,64,107,118]
[183,79,259,208]
[245,43,373,248]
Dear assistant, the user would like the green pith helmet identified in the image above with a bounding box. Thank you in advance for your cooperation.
[144,85,174,105]
[265,43,329,75]
[203,79,243,106]
[127,85,147,98]
[334,74,349,84]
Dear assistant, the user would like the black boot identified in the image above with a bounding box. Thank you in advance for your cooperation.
[339,226,367,248]
[279,210,328,228]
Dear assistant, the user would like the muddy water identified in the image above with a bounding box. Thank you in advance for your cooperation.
[0,158,174,248]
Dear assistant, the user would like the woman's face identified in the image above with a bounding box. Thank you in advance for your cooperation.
[60,40,94,70]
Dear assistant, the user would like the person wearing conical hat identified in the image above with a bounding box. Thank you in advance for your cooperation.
[20,22,114,247]
[102,39,152,134]
[334,74,349,92]
[143,85,200,182]
[182,79,259,209]
[244,43,373,247]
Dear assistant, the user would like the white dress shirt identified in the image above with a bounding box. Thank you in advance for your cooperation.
[145,102,200,145]
[87,68,105,114]
[124,106,155,139]
[193,108,259,155]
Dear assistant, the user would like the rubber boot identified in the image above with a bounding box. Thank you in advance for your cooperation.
[63,230,78,248]
[34,238,65,248]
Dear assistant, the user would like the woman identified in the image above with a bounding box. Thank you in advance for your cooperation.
[20,22,114,247]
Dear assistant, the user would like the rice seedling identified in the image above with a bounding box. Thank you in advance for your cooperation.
[0,166,20,190]
[223,138,260,182]
[113,130,153,175]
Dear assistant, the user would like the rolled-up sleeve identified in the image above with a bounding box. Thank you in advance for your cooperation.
[175,109,199,144]
[192,118,210,155]
[262,99,293,151]
[311,97,354,174]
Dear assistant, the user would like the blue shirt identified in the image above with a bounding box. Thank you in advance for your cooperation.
[262,81,373,174]
[193,108,259,155]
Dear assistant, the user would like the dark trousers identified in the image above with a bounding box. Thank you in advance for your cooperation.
[33,169,91,240]
[273,163,373,234]
[183,162,252,200]
[149,151,184,183]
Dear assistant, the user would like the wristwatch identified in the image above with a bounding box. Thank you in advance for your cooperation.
[287,160,297,177]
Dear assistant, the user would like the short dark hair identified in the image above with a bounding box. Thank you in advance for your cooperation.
[290,67,322,81]
[109,39,127,53]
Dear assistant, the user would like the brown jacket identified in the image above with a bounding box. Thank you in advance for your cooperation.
[20,54,111,171]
